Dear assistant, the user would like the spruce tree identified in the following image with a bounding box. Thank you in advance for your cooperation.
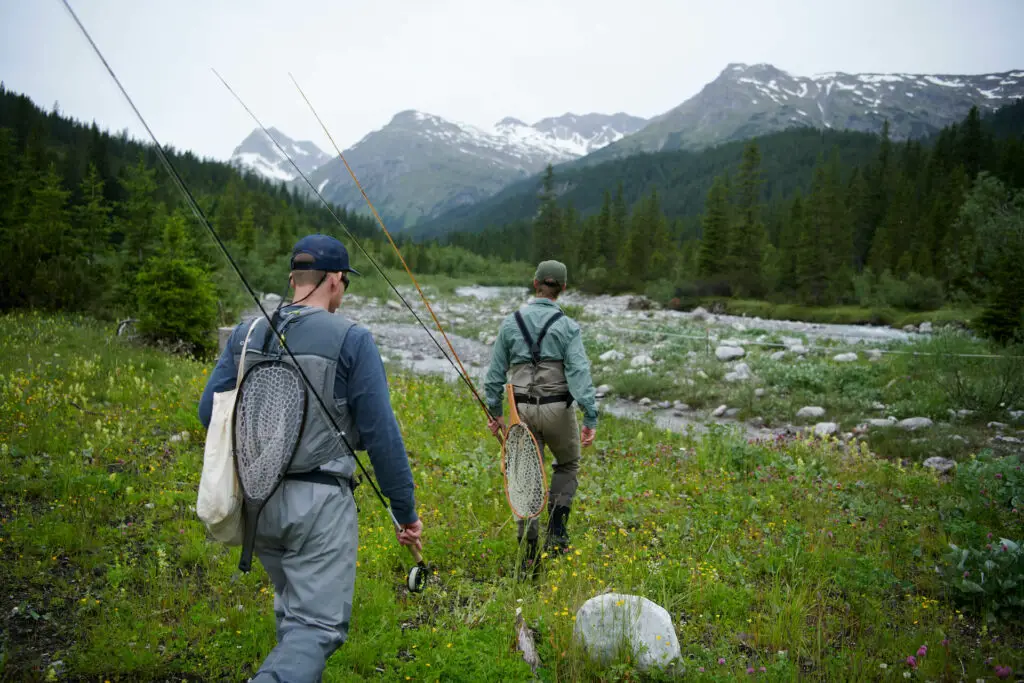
[25,163,74,308]
[608,182,627,269]
[729,141,765,297]
[697,175,731,281]
[532,164,561,263]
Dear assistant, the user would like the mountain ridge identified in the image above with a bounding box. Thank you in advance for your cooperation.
[580,62,1024,164]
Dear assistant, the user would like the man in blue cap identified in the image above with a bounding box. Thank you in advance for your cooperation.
[198,234,422,681]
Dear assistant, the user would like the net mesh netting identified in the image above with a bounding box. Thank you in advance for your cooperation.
[234,362,306,500]
[503,423,546,518]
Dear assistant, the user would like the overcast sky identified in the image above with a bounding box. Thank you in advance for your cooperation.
[2,0,1023,162]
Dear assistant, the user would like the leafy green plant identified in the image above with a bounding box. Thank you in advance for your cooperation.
[939,539,1024,621]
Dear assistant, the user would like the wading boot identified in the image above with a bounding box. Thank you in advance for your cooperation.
[544,504,571,555]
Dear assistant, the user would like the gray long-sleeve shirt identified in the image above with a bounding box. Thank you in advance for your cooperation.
[198,307,418,524]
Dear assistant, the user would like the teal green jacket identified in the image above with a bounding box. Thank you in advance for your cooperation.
[484,298,599,428]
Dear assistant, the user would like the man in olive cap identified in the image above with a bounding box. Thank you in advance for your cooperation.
[484,259,598,572]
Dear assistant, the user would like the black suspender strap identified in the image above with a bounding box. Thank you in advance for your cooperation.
[535,311,564,358]
[513,309,564,365]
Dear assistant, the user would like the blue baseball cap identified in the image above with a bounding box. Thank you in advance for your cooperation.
[290,234,360,275]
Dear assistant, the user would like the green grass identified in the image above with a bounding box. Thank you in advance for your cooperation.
[706,299,978,329]
[1,311,1022,681]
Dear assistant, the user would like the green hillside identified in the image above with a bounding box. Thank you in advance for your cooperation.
[411,127,883,240]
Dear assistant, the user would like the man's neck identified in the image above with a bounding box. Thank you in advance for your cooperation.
[289,294,330,310]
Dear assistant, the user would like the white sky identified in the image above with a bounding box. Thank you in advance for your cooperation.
[2,0,1023,162]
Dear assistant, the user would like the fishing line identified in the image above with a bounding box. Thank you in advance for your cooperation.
[210,70,496,425]
[287,73,491,420]
[58,0,427,587]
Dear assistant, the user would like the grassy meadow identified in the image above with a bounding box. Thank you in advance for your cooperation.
[1,311,1022,682]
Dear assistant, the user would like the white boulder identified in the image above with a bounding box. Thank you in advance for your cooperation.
[573,593,681,671]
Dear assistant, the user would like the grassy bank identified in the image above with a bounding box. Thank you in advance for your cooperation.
[1,312,1022,681]
[697,299,978,330]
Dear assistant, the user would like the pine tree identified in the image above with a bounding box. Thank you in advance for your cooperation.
[25,163,74,308]
[960,105,985,182]
[532,164,561,263]
[236,203,256,254]
[697,175,731,281]
[67,163,114,307]
[777,194,804,295]
[729,141,765,297]
[595,189,614,268]
[608,182,627,269]
[116,155,159,264]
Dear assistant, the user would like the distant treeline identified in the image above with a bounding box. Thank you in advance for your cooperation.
[446,101,1024,342]
[0,84,531,354]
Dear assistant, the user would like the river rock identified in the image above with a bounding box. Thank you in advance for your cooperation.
[689,306,711,322]
[630,355,655,368]
[866,417,897,428]
[867,349,883,361]
[573,593,681,671]
[599,350,624,362]
[989,421,1009,430]
[833,352,858,363]
[797,406,826,419]
[658,400,671,409]
[638,398,652,406]
[754,388,766,398]
[595,384,611,398]
[791,345,809,355]
[711,404,728,418]
[919,322,933,333]
[814,422,839,437]
[923,456,956,474]
[770,350,786,361]
[724,363,754,382]
[386,300,402,311]
[898,417,933,431]
[715,346,745,361]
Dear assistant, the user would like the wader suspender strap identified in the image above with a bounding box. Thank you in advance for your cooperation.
[513,310,564,366]
[512,310,572,408]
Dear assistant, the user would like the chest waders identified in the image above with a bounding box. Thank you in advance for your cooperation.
[508,308,576,569]
[511,310,572,408]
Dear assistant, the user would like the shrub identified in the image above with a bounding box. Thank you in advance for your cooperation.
[876,271,945,311]
[135,256,219,358]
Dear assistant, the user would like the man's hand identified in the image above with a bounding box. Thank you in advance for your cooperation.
[487,415,506,438]
[396,519,423,553]
[581,426,596,447]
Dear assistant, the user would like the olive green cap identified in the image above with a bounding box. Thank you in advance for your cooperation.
[534,260,567,286]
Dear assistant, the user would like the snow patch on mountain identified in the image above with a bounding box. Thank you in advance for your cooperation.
[229,127,332,183]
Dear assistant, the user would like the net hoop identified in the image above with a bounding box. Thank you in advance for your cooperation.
[500,383,548,520]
